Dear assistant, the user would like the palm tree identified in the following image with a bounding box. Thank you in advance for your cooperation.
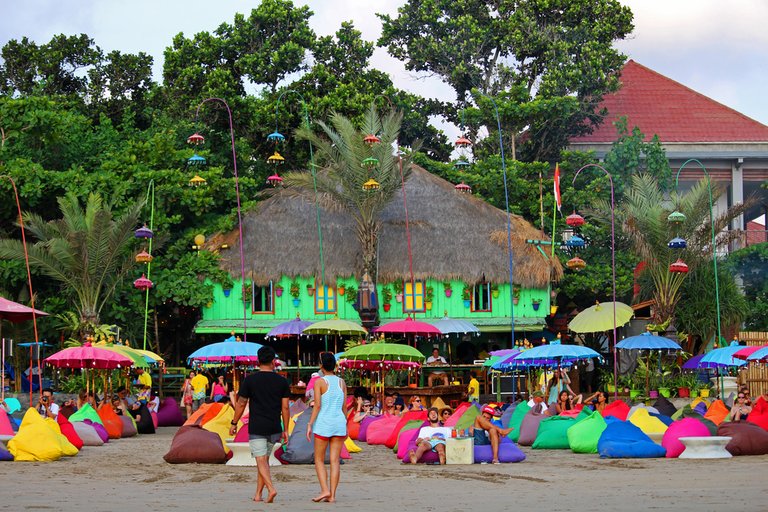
[282,105,420,282]
[604,174,749,324]
[0,192,143,340]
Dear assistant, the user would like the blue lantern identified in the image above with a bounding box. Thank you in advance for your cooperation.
[187,153,206,166]
[564,235,585,248]
[668,237,687,249]
[267,131,285,143]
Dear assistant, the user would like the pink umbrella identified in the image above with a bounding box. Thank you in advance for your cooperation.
[45,344,132,369]
[374,317,442,337]
[732,345,768,360]
[0,296,49,323]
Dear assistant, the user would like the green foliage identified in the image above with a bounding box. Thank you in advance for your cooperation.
[462,286,471,301]
[345,284,357,304]
[381,285,393,304]
[289,280,301,298]
[725,243,768,329]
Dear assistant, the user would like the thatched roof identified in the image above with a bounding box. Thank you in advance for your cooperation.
[218,165,562,288]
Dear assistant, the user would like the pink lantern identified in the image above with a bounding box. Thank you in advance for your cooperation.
[566,212,586,227]
[134,274,153,291]
[187,132,205,145]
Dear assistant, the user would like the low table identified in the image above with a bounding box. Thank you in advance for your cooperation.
[445,436,474,465]
[226,441,282,466]
[678,436,732,459]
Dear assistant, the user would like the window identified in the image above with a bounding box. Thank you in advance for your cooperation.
[315,285,336,313]
[252,282,274,313]
[403,280,425,312]
[472,282,492,312]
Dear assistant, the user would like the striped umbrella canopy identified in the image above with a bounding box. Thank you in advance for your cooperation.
[506,342,601,367]
[187,336,264,364]
[46,344,132,369]
[744,346,768,363]
[732,345,768,360]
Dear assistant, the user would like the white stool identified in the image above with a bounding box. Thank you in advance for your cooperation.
[226,441,282,466]
[445,437,474,465]
[678,436,732,459]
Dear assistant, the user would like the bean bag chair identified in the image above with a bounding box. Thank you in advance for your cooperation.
[397,427,423,461]
[120,415,138,438]
[199,403,225,425]
[629,408,668,435]
[56,413,84,450]
[517,409,546,446]
[58,404,76,419]
[474,437,526,463]
[289,399,308,417]
[602,400,630,421]
[691,397,710,411]
[8,409,78,461]
[97,404,123,439]
[157,397,185,427]
[2,397,20,414]
[201,404,236,452]
[85,419,109,443]
[282,411,331,464]
[183,403,212,426]
[453,404,480,432]
[71,421,104,446]
[442,403,471,427]
[649,412,673,426]
[597,421,666,458]
[393,420,426,452]
[558,408,581,418]
[130,404,156,434]
[69,403,103,425]
[718,421,768,456]
[627,404,659,420]
[653,397,677,418]
[357,415,381,442]
[347,416,361,440]
[747,397,768,431]
[366,415,401,446]
[163,425,228,464]
[662,418,711,458]
[506,401,531,442]
[500,403,517,428]
[0,444,12,461]
[568,410,607,454]
[693,401,708,416]
[345,437,362,453]
[533,415,578,449]
[386,411,427,449]
[0,408,13,436]
[703,400,730,426]
[679,409,718,436]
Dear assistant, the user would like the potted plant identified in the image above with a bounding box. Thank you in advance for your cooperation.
[599,369,616,394]
[674,373,697,398]
[382,285,392,312]
[462,286,471,308]
[698,383,711,398]
[223,287,232,298]
[491,283,499,299]
[290,280,300,307]
[345,285,357,309]
[394,281,403,303]
[443,281,453,298]
[337,283,346,296]
[242,282,252,303]
[512,285,521,305]
[532,298,541,311]
[306,283,315,296]
[275,284,284,297]
[425,285,434,310]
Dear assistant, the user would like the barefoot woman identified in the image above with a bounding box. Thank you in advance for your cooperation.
[306,352,347,503]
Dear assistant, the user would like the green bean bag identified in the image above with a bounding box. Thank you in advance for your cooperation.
[454,404,480,432]
[568,410,607,454]
[69,403,103,425]
[393,419,425,453]
[532,415,578,449]
[506,401,530,442]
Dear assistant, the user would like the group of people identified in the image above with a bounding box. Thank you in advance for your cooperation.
[180,370,232,417]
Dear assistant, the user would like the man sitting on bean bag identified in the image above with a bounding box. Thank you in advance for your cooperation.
[469,406,513,464]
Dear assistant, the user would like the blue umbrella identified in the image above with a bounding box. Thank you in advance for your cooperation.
[616,332,682,351]
[698,343,746,369]
[430,316,480,335]
[187,336,264,364]
[681,354,705,370]
[506,342,601,367]
[746,346,768,363]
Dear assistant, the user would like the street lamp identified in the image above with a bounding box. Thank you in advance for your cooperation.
[135,180,156,351]
[187,98,249,341]
[572,164,619,397]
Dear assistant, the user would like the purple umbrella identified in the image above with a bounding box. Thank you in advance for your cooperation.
[266,317,313,375]
[681,354,704,370]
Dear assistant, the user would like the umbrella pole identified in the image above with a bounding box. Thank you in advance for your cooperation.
[447,340,454,384]
[297,338,301,380]
[1,335,4,402]
[29,345,32,405]
[646,353,650,396]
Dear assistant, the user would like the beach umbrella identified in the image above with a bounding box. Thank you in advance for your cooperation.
[187,336,264,364]
[266,316,313,377]
[681,354,705,370]
[303,318,367,353]
[744,346,768,363]
[134,348,164,365]
[489,348,519,357]
[568,301,634,333]
[98,345,153,369]
[46,344,132,370]
[1,297,49,400]
[430,316,480,336]
[507,342,602,367]
[374,317,442,337]
[732,345,768,360]
[342,342,425,362]
[698,343,746,369]
[615,332,682,351]
[338,359,421,371]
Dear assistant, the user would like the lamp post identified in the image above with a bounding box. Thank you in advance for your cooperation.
[187,98,248,341]
[572,164,619,397]
[674,159,722,348]
[138,180,155,351]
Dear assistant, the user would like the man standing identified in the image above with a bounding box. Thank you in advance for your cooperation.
[230,346,289,504]
[134,368,152,388]
[426,348,449,386]
[190,371,209,412]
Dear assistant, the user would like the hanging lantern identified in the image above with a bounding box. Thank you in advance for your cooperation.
[566,256,586,271]
[363,134,381,146]
[667,210,686,224]
[189,174,206,187]
[187,132,205,145]
[135,250,153,264]
[187,153,206,166]
[566,212,586,228]
[668,237,687,249]
[453,158,471,169]
[363,178,380,191]
[669,259,689,274]
[133,274,153,291]
[454,135,472,148]
[134,225,153,239]
[267,151,285,165]
[564,234,585,248]
[454,182,472,193]
[266,131,285,144]
[266,173,284,187]
[361,156,379,169]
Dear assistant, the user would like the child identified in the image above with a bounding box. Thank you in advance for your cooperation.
[137,384,151,405]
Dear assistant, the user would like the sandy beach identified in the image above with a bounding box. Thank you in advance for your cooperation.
[0,427,765,511]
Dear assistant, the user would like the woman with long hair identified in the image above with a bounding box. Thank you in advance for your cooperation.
[306,352,347,503]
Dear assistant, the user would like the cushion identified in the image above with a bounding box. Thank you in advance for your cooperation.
[500,403,516,428]
[0,444,13,461]
[69,403,103,425]
[163,425,228,464]
[703,400,730,426]
[691,397,710,411]
[680,409,718,435]
[282,411,330,464]
[130,404,155,434]
[357,415,381,442]
[400,430,440,465]
[365,415,402,445]
[602,400,630,421]
[649,412,674,427]
[344,437,362,453]
[2,397,21,414]
[393,420,426,452]
[120,415,138,437]
[718,421,768,456]
[533,415,578,449]
[7,409,78,461]
[397,426,423,461]
[629,408,668,435]
[385,411,427,449]
[97,404,123,439]
[157,397,185,427]
[71,421,104,446]
[453,405,480,432]
[442,403,471,427]
[474,437,526,463]
[747,397,768,431]
[183,403,212,426]
[568,410,607,454]
[289,399,308,417]
[200,403,235,451]
[347,416,361,440]
[517,409,546,446]
[662,418,712,458]
[627,405,659,420]
[59,404,76,419]
[57,413,84,450]
[693,401,708,416]
[653,397,678,418]
[597,421,667,458]
[506,401,531,442]
[85,419,109,443]
[0,408,14,436]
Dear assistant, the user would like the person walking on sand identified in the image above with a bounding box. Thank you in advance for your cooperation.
[306,352,347,503]
[230,346,289,504]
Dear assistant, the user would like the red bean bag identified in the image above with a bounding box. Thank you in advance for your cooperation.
[518,409,546,446]
[747,397,768,431]
[385,411,427,449]
[347,416,361,440]
[56,413,83,450]
[602,400,630,421]
[662,418,711,458]
[703,400,730,426]
[157,397,185,427]
[163,425,228,464]
[97,405,123,439]
[559,409,581,418]
[365,415,401,445]
[357,415,382,443]
[718,421,768,456]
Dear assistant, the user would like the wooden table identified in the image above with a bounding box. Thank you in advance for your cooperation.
[387,385,465,408]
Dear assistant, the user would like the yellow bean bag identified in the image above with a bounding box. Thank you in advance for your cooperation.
[201,405,235,454]
[8,409,78,461]
[344,437,362,453]
[629,408,668,435]
[287,412,303,435]
[690,397,710,410]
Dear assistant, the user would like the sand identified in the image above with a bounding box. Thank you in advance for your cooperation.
[0,427,765,511]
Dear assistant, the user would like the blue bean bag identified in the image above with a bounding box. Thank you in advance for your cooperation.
[693,402,708,416]
[650,412,674,426]
[533,415,578,449]
[474,437,526,463]
[597,421,666,458]
[568,410,607,454]
[0,443,12,461]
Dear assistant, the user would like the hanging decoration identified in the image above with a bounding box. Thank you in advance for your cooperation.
[133,274,153,291]
[363,178,380,191]
[267,151,285,165]
[363,134,381,146]
[454,182,472,193]
[669,259,689,274]
[189,175,206,187]
[566,256,586,271]
[135,250,153,264]
[267,131,286,143]
[266,174,284,187]
[566,212,585,227]
[134,225,153,239]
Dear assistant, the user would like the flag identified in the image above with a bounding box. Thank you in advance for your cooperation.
[553,163,561,212]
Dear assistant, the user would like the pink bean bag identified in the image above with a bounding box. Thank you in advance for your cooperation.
[385,411,427,449]
[365,415,402,445]
[400,429,440,464]
[442,403,471,427]
[151,411,158,429]
[602,400,631,421]
[85,419,109,443]
[396,427,422,460]
[56,413,83,450]
[662,418,711,458]
[0,408,13,436]
[357,415,382,443]
[157,397,185,427]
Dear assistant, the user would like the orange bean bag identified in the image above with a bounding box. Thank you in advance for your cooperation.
[385,410,427,449]
[347,416,361,440]
[97,404,123,439]
[703,399,730,426]
[183,403,213,426]
[602,400,630,421]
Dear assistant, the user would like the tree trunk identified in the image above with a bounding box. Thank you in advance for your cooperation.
[357,220,380,283]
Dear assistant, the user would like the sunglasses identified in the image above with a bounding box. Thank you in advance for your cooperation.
[738,396,745,399]
[413,399,421,402]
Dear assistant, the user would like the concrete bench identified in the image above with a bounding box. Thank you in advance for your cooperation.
[226,441,282,466]
[678,436,732,459]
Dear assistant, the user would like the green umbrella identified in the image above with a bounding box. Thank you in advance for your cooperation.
[303,319,367,336]
[99,345,150,368]
[342,342,425,362]
[568,301,634,333]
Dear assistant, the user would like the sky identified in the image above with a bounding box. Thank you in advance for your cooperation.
[1,0,767,129]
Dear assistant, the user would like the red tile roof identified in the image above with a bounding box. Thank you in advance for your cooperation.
[573,60,768,143]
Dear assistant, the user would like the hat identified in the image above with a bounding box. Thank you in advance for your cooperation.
[532,391,544,398]
[311,372,320,378]
[482,405,496,416]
